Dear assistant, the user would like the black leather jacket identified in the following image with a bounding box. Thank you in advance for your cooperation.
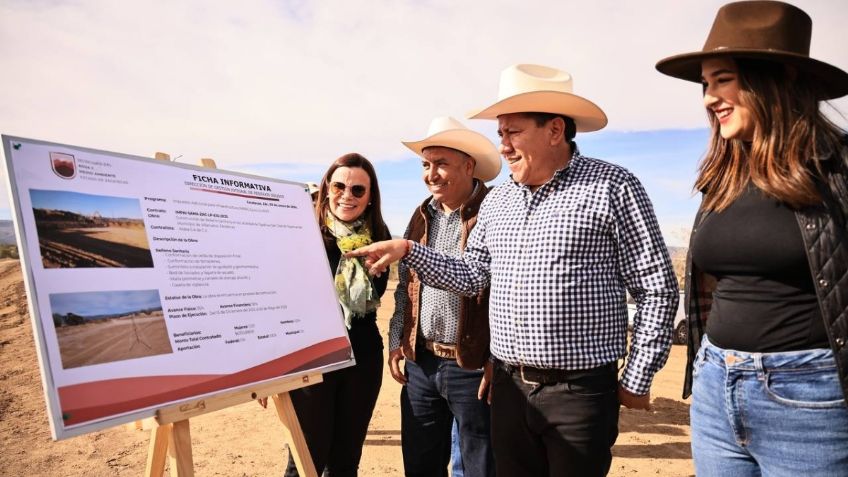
[683,138,848,401]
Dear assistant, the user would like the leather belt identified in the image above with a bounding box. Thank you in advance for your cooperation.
[493,359,617,385]
[424,340,457,360]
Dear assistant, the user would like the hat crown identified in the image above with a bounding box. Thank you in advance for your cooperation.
[704,1,811,56]
[655,0,848,100]
[402,116,502,182]
[498,64,574,100]
[426,116,468,136]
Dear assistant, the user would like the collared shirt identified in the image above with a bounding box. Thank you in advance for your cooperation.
[405,152,678,395]
[389,185,476,351]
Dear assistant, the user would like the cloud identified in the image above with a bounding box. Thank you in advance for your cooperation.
[2,0,845,166]
[1,0,846,237]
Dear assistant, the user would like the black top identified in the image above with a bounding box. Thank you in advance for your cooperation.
[692,185,827,352]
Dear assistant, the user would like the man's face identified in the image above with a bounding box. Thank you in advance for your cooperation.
[497,113,553,186]
[421,147,475,209]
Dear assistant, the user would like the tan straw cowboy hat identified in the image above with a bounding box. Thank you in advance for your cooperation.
[656,0,848,99]
[403,116,502,182]
[467,64,608,132]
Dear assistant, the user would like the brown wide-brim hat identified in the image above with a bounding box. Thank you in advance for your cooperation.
[656,0,848,100]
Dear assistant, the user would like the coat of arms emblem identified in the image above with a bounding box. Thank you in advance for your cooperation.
[50,152,76,179]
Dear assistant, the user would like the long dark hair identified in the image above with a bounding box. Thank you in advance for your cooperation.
[315,153,391,241]
[696,58,846,212]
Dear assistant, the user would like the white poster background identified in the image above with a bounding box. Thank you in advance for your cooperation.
[2,136,352,439]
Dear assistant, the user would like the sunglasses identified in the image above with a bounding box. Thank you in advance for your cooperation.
[329,181,368,198]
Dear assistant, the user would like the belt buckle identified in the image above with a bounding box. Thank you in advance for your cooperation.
[429,341,456,359]
[519,365,540,386]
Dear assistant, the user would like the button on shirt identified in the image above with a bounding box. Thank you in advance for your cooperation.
[389,198,464,350]
[405,152,678,395]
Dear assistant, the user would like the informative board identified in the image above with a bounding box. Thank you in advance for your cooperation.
[1,136,353,439]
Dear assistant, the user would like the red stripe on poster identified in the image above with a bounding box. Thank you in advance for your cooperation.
[58,337,351,426]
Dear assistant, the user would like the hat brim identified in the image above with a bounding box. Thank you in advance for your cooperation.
[402,129,502,182]
[466,91,608,132]
[656,49,848,100]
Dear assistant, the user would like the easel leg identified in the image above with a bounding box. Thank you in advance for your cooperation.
[145,423,171,477]
[273,392,318,477]
[168,420,194,476]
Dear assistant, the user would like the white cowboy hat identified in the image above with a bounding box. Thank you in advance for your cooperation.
[402,116,502,182]
[467,64,608,132]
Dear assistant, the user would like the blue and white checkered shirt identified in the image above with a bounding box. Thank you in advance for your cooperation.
[405,151,678,394]
[389,198,465,350]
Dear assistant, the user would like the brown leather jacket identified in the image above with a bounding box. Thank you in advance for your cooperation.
[400,183,491,369]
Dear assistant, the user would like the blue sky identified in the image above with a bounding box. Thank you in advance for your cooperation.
[30,189,144,220]
[49,289,162,317]
[1,1,846,247]
[233,128,709,245]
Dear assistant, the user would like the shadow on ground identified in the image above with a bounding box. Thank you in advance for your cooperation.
[614,397,692,460]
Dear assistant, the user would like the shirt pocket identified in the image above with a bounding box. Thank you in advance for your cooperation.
[542,208,610,254]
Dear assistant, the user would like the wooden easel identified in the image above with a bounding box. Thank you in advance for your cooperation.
[141,372,322,477]
[136,153,322,477]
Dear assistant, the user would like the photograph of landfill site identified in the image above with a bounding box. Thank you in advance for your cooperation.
[49,289,172,369]
[29,189,154,268]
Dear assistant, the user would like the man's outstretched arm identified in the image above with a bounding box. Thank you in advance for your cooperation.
[346,239,410,276]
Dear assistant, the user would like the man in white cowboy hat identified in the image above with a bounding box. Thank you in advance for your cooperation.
[388,116,500,477]
[348,64,678,476]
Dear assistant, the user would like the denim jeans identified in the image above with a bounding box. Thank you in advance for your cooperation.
[401,348,494,477]
[691,336,848,477]
[450,419,463,477]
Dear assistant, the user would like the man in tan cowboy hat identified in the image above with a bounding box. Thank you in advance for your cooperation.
[348,64,678,476]
[388,116,499,477]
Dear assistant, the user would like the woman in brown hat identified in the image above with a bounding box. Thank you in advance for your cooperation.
[657,1,848,475]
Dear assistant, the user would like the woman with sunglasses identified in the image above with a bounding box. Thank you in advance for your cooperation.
[656,1,848,475]
[284,153,392,477]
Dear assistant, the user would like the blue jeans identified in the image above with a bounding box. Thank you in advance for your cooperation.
[450,419,463,477]
[401,348,494,477]
[691,336,848,476]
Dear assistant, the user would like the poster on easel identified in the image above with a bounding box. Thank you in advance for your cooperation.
[1,135,353,440]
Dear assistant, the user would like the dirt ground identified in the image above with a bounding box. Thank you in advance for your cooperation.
[38,225,154,268]
[56,312,173,369]
[73,225,152,250]
[0,259,694,476]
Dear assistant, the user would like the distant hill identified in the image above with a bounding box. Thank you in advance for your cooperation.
[0,220,15,245]
[52,307,164,327]
[32,209,141,226]
[668,246,687,290]
[668,246,687,259]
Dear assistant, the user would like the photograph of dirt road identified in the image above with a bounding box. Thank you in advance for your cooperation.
[49,289,172,369]
[30,189,154,268]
